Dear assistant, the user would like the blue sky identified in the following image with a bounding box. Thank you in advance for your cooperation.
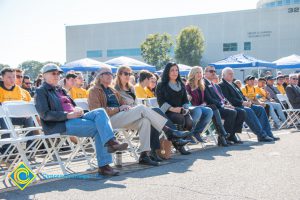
[0,0,258,67]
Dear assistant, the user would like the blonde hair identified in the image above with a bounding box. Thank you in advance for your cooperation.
[114,66,133,90]
[187,66,205,91]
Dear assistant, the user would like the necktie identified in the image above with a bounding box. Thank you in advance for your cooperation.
[211,83,225,104]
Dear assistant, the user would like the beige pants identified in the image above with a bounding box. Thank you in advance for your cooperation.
[110,105,168,152]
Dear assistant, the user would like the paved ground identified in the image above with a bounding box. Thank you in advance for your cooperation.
[1,130,300,200]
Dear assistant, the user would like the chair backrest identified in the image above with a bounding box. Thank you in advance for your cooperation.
[276,94,292,109]
[74,98,89,111]
[2,101,38,118]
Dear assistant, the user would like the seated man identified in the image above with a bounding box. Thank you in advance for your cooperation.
[256,77,286,129]
[35,63,128,176]
[265,75,281,103]
[285,74,300,109]
[204,66,245,145]
[134,70,153,98]
[0,68,35,154]
[219,67,279,142]
[62,73,77,93]
[22,75,35,97]
[88,67,190,166]
[69,71,89,99]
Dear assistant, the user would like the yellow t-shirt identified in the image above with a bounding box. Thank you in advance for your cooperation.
[241,85,257,100]
[255,86,268,101]
[134,84,148,98]
[277,84,286,94]
[145,87,155,98]
[0,85,31,103]
[69,87,89,99]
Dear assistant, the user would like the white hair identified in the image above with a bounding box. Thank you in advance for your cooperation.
[289,73,298,79]
[222,67,234,78]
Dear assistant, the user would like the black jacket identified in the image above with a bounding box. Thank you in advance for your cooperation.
[204,79,224,109]
[219,79,246,107]
[35,82,76,135]
[285,85,300,109]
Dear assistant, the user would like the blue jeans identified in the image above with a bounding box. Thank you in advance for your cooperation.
[242,105,273,138]
[190,106,213,134]
[65,108,114,167]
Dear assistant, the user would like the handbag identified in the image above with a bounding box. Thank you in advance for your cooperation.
[157,138,172,160]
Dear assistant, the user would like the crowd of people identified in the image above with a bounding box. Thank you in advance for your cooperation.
[0,62,299,177]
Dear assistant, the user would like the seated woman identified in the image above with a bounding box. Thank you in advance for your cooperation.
[186,67,232,146]
[35,64,128,176]
[156,63,213,143]
[114,66,191,156]
[88,67,190,166]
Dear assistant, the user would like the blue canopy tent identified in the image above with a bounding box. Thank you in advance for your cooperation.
[272,54,300,69]
[61,58,117,73]
[105,56,156,72]
[156,64,192,76]
[209,54,275,69]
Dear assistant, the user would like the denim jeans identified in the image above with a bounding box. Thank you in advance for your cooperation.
[190,106,213,134]
[65,108,114,167]
[265,102,287,126]
[242,105,273,138]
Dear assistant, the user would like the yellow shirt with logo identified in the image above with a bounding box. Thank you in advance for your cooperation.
[134,84,149,98]
[144,87,155,98]
[241,85,257,100]
[0,85,31,103]
[277,84,286,94]
[69,87,89,99]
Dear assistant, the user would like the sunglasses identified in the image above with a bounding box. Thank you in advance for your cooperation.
[291,78,298,80]
[51,72,61,76]
[16,75,23,79]
[121,72,132,76]
[24,82,32,85]
[207,70,216,73]
[100,72,113,76]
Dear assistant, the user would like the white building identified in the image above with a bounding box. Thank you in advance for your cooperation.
[66,0,300,79]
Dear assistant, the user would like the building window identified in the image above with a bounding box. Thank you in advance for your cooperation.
[285,0,291,5]
[244,42,251,51]
[86,50,102,58]
[223,43,238,51]
[107,48,141,57]
[277,1,283,6]
[295,0,300,3]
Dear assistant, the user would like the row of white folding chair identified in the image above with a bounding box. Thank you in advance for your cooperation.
[276,94,300,129]
[0,102,64,179]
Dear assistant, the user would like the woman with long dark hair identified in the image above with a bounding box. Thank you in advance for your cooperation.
[156,62,213,145]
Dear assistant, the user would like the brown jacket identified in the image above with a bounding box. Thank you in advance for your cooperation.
[88,84,125,116]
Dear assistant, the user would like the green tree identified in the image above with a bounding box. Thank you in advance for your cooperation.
[141,33,173,70]
[175,26,205,66]
[0,63,10,71]
[19,60,61,79]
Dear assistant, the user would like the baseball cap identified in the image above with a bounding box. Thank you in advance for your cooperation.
[265,75,276,81]
[41,63,63,74]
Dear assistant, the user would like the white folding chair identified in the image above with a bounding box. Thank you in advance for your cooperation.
[74,98,89,111]
[276,94,300,129]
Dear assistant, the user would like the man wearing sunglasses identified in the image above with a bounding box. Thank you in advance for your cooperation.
[22,75,35,97]
[286,74,300,109]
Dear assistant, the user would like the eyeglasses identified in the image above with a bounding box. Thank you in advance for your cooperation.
[24,82,32,85]
[16,75,23,79]
[51,72,61,76]
[121,72,132,76]
[100,72,113,76]
[207,70,216,73]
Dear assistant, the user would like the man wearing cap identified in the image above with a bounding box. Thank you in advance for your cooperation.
[35,63,128,176]
[285,74,300,109]
[0,67,36,154]
[256,78,287,129]
[265,75,281,103]
[276,75,286,95]
[241,76,266,108]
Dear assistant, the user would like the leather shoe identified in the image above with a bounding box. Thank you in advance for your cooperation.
[258,135,274,142]
[271,136,280,141]
[150,150,163,162]
[169,130,192,138]
[172,138,190,146]
[105,139,128,153]
[139,153,159,166]
[228,134,243,144]
[98,165,119,176]
[173,144,191,155]
[218,136,229,147]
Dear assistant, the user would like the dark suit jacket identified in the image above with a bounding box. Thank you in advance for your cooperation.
[285,85,300,109]
[218,79,247,107]
[204,79,224,109]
